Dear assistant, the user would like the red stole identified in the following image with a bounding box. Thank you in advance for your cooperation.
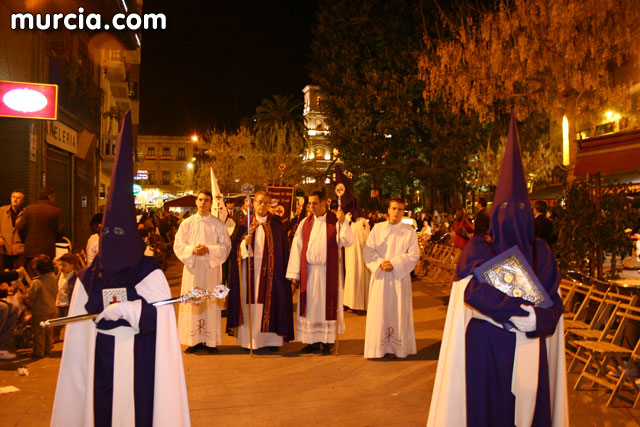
[300,210,339,321]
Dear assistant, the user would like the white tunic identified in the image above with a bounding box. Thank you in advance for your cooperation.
[174,213,231,347]
[363,221,419,358]
[51,269,191,427]
[343,217,371,311]
[236,214,283,349]
[286,213,354,344]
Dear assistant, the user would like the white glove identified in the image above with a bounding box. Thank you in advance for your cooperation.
[509,304,537,332]
[95,300,142,332]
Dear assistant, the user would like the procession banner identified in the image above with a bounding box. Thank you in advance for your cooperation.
[266,185,295,222]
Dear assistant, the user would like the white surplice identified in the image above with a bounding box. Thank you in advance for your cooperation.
[343,216,371,311]
[363,221,419,358]
[236,214,283,349]
[51,269,191,427]
[286,212,354,344]
[174,212,231,347]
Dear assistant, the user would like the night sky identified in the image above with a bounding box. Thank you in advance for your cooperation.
[139,0,318,135]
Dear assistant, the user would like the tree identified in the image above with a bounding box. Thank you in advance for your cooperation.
[309,0,431,201]
[253,94,306,154]
[193,126,312,194]
[419,0,640,171]
[555,181,637,279]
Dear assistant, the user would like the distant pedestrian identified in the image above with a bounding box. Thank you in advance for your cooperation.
[473,198,490,236]
[85,213,103,266]
[0,189,26,270]
[452,208,473,248]
[17,188,64,276]
[533,200,554,246]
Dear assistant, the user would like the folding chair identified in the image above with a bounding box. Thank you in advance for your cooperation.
[574,303,640,407]
[564,286,610,331]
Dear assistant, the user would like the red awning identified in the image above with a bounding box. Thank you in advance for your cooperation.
[574,129,640,176]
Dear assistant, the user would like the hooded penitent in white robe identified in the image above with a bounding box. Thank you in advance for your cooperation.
[174,213,231,347]
[286,212,354,344]
[51,269,191,427]
[363,221,420,358]
[427,276,569,427]
[343,216,371,311]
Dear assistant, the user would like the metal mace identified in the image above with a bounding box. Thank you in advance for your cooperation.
[241,183,255,357]
[334,183,346,356]
[40,286,230,328]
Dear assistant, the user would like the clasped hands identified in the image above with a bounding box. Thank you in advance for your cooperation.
[192,244,210,256]
[379,260,394,272]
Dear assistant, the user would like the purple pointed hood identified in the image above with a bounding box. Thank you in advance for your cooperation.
[488,113,534,261]
[97,111,146,286]
[455,113,534,280]
[335,165,363,219]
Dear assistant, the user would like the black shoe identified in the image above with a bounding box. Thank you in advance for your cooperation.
[266,346,279,352]
[321,344,333,355]
[205,346,219,354]
[184,343,204,354]
[300,344,318,354]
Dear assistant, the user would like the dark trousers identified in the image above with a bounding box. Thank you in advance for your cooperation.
[0,301,18,350]
[31,312,56,356]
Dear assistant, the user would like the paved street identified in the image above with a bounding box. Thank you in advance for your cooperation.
[1,255,639,426]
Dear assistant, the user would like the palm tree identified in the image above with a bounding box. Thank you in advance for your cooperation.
[254,94,306,154]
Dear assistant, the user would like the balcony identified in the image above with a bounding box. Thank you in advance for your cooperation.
[145,155,157,160]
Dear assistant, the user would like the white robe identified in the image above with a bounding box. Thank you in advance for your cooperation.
[51,269,191,427]
[343,217,371,311]
[236,214,283,349]
[286,213,354,344]
[363,221,419,358]
[174,213,231,347]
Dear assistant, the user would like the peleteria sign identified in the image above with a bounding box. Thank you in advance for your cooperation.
[0,80,58,120]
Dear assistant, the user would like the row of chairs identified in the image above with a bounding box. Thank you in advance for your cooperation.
[560,277,640,408]
[415,240,461,285]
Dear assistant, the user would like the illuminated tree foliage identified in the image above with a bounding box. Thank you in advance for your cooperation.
[419,0,640,163]
[193,126,311,194]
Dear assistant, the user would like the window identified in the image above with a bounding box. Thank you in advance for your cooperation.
[147,146,155,156]
[148,171,156,185]
[162,171,170,185]
[108,49,122,62]
[99,183,105,199]
[177,147,185,160]
[162,146,170,157]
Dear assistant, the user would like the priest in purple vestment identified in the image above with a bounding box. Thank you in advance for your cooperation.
[427,113,568,427]
[226,191,294,350]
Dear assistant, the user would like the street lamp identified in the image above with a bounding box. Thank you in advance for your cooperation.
[191,135,198,142]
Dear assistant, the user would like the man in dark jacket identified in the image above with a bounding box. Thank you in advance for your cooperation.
[16,188,64,275]
[473,197,490,236]
[533,200,554,246]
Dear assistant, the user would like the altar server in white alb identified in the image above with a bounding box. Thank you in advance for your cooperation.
[51,112,190,427]
[335,165,371,313]
[363,198,419,359]
[286,190,354,355]
[174,190,231,354]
